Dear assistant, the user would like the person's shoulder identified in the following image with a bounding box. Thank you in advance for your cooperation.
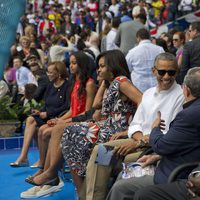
[50,45,57,50]
[139,87,156,105]
[191,36,200,45]
[45,81,53,91]
[126,46,138,56]
[115,76,129,83]
[149,42,163,49]
[21,66,31,72]
[86,78,96,86]
[184,37,200,48]
[181,99,200,121]
[173,83,183,94]
[120,20,134,27]
[143,86,156,97]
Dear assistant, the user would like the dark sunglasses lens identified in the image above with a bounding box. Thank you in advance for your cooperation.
[157,70,176,76]
[157,70,166,76]
[168,70,176,76]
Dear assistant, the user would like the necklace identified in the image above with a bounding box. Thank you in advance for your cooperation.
[53,80,64,88]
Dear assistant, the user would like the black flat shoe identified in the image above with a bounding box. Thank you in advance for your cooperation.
[28,177,59,186]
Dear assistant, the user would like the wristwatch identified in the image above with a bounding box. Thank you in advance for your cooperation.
[137,139,148,148]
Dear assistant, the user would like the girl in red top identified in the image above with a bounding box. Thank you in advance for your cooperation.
[62,51,97,119]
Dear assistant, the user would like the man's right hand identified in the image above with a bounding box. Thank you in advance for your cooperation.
[137,154,161,168]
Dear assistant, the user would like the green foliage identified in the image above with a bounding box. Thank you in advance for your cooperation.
[0,95,18,120]
[0,95,44,121]
[22,99,44,116]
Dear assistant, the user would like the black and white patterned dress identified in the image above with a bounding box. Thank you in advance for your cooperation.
[61,76,136,176]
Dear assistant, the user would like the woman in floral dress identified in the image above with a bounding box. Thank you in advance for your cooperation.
[61,49,142,194]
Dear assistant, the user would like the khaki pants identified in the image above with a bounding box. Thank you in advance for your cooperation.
[80,139,142,200]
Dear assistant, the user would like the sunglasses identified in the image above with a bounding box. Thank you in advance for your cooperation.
[173,38,179,42]
[155,67,177,76]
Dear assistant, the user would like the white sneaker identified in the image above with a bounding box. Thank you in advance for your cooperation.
[36,177,64,197]
[20,186,41,198]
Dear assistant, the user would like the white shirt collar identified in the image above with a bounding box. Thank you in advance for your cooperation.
[154,82,177,95]
[139,39,152,45]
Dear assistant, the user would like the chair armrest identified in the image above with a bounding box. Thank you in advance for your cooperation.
[168,162,199,183]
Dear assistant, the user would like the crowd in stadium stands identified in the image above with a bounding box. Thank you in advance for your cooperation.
[2,0,200,199]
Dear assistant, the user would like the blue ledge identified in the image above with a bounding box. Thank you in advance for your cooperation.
[0,136,37,150]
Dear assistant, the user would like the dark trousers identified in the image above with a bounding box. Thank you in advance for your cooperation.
[134,180,200,200]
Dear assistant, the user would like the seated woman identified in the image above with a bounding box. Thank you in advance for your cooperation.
[32,51,97,170]
[10,61,70,167]
[27,50,142,196]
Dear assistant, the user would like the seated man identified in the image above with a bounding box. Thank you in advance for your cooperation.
[83,52,185,200]
[106,67,200,200]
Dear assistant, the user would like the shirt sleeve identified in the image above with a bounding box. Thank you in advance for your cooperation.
[128,102,144,138]
[126,51,135,73]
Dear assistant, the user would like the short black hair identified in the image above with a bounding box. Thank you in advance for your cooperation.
[112,17,121,28]
[135,13,147,24]
[136,28,150,40]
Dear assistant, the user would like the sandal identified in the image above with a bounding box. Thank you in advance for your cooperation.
[25,168,44,183]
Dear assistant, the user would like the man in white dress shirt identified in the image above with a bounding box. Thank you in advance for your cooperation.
[13,56,37,102]
[81,52,185,200]
[126,28,164,92]
[106,17,121,51]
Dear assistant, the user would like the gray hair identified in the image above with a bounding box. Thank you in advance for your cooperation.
[154,52,178,68]
[184,67,200,97]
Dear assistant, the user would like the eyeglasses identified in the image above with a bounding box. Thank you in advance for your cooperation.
[173,38,179,42]
[155,67,177,76]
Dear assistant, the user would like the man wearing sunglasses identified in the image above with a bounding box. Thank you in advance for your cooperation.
[82,53,185,200]
[180,21,200,84]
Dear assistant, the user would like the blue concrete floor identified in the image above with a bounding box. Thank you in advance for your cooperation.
[0,149,75,200]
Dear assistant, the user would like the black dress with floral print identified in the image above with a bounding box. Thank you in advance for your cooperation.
[61,76,136,176]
